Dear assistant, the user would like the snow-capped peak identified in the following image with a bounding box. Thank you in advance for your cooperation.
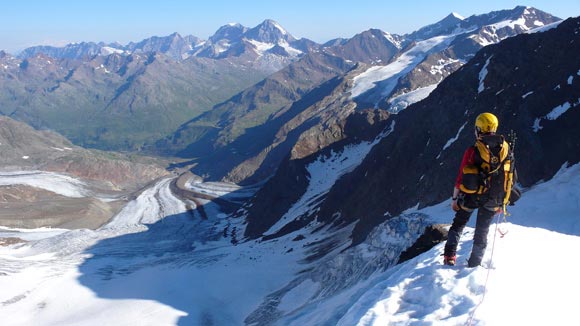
[451,12,465,20]
[245,19,296,44]
[265,19,288,35]
[209,23,248,43]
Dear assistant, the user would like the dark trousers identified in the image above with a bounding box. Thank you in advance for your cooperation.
[444,205,496,267]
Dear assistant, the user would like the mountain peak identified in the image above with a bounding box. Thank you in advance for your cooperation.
[260,19,288,34]
[245,19,295,43]
[210,23,248,43]
[406,12,464,40]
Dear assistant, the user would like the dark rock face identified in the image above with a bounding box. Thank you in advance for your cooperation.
[398,224,449,264]
[319,17,580,245]
[242,156,310,239]
[209,23,248,43]
[243,108,391,239]
[324,29,402,65]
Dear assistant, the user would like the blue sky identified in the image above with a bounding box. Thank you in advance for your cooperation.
[1,0,579,53]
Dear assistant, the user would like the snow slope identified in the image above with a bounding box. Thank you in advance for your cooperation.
[332,162,580,326]
[0,158,579,325]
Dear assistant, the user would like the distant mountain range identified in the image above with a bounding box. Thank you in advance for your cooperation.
[0,19,326,151]
[17,19,317,62]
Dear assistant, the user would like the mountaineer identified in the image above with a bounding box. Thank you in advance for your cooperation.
[443,112,517,267]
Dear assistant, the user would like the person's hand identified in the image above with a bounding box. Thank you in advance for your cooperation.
[452,199,460,212]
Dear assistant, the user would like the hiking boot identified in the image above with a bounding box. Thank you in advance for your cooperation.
[443,255,456,266]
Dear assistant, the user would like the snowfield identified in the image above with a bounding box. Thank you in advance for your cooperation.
[350,32,462,102]
[0,160,579,325]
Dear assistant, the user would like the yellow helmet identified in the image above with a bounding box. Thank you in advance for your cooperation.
[475,112,499,134]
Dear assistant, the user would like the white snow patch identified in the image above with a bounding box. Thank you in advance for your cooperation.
[0,171,89,198]
[532,118,543,132]
[533,99,578,132]
[271,21,288,35]
[546,102,573,120]
[568,75,574,85]
[247,39,275,53]
[383,32,402,49]
[429,58,460,75]
[489,17,529,31]
[0,226,69,242]
[478,55,493,93]
[437,122,467,159]
[452,12,465,20]
[533,20,545,27]
[387,84,437,113]
[100,46,125,55]
[522,91,534,98]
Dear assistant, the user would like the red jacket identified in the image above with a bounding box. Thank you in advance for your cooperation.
[455,146,476,189]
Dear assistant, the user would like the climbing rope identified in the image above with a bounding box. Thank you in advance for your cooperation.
[498,209,510,238]
[465,211,506,326]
